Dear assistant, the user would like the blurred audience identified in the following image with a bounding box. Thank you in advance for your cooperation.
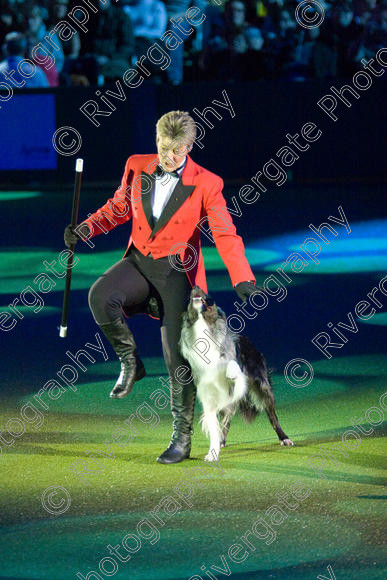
[0,31,50,87]
[79,0,135,84]
[203,0,268,80]
[25,5,64,85]
[0,0,384,87]
[163,0,207,85]
[124,0,167,82]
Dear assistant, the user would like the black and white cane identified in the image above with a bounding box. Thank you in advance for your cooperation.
[59,158,83,338]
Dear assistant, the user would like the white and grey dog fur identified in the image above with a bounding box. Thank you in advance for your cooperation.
[180,286,293,461]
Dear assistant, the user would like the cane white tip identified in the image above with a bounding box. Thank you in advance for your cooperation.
[76,158,84,172]
[59,326,67,338]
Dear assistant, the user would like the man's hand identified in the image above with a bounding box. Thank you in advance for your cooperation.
[64,223,90,249]
[234,281,258,302]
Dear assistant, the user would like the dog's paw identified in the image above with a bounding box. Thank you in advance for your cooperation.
[220,440,226,448]
[204,450,219,462]
[226,360,241,380]
[281,438,294,446]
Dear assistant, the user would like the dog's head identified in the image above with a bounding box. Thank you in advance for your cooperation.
[186,286,219,326]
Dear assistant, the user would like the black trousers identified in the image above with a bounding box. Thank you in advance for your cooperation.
[88,246,193,382]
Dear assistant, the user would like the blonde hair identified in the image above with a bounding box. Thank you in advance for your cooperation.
[156,110,197,151]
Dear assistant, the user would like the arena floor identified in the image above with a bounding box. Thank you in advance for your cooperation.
[0,185,385,580]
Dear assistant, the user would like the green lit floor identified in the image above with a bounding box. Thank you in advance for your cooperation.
[0,358,386,580]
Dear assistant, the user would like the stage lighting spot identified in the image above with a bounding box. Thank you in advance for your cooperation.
[290,237,387,254]
[266,255,386,274]
[0,191,42,201]
[357,312,387,326]
[0,305,60,317]
[0,512,361,579]
[249,220,387,274]
[202,246,281,270]
[311,354,387,378]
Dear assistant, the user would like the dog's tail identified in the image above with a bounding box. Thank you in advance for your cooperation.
[236,334,272,423]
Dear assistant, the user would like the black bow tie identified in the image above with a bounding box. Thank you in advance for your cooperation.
[154,164,183,179]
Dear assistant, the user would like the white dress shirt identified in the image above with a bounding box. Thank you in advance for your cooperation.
[151,158,186,221]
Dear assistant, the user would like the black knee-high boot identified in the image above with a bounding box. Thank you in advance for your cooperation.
[98,318,146,398]
[157,379,196,464]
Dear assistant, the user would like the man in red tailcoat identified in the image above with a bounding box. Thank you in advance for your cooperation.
[64,110,257,464]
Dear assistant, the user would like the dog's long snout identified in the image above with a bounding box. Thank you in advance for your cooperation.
[191,285,205,299]
[190,287,215,309]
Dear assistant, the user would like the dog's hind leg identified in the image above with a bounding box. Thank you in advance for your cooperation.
[260,380,294,446]
[219,411,232,448]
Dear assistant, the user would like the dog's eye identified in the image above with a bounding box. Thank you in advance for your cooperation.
[206,297,214,306]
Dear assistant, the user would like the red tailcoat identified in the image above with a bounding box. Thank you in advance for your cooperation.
[82,154,255,294]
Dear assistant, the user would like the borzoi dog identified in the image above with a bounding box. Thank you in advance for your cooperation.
[179,286,293,461]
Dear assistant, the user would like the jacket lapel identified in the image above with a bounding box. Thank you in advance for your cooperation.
[149,179,195,238]
[138,155,197,240]
[141,171,156,231]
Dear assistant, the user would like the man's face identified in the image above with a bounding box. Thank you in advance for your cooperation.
[279,10,296,31]
[54,1,69,19]
[156,137,191,172]
[230,2,246,27]
[28,13,42,35]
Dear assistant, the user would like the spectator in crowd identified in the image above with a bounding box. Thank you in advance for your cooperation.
[47,0,89,86]
[25,5,63,86]
[124,0,167,54]
[163,0,207,85]
[1,1,14,46]
[0,31,50,87]
[361,0,387,56]
[79,0,135,84]
[319,2,364,77]
[260,0,286,38]
[354,0,375,25]
[203,0,265,80]
[243,25,268,79]
[123,0,167,82]
[272,9,318,80]
[339,2,365,56]
[273,8,298,73]
[48,1,80,61]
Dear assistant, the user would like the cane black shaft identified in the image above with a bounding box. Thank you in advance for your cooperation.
[59,158,83,338]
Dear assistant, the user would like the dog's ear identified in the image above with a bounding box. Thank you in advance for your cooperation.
[185,303,198,327]
[204,302,219,325]
[217,307,227,321]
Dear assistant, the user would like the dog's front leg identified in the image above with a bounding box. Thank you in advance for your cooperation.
[203,409,221,462]
[226,360,248,403]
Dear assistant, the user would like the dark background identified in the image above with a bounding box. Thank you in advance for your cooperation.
[0,77,385,187]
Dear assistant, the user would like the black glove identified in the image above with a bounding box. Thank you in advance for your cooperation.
[64,223,90,249]
[234,281,258,302]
